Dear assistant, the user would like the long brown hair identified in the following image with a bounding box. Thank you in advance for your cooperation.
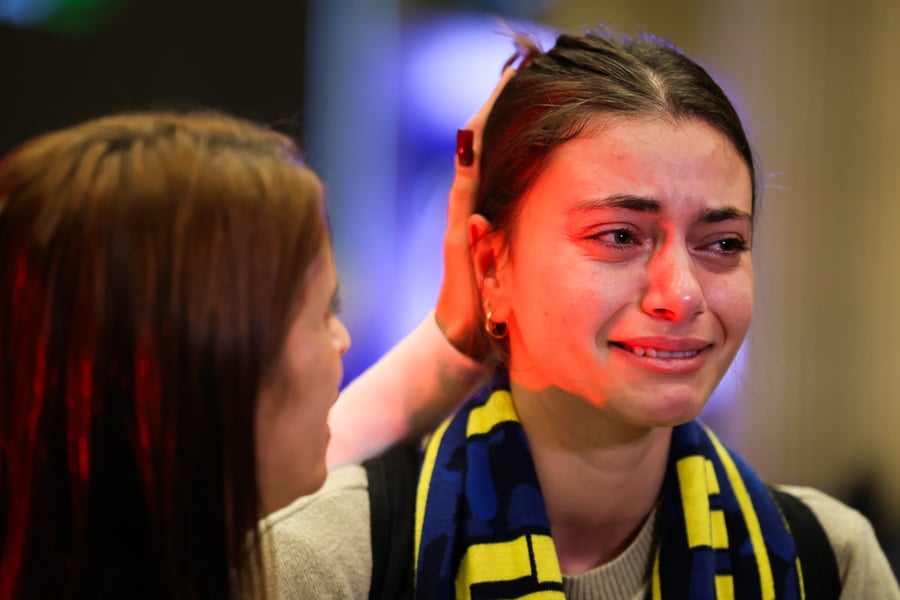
[0,112,327,598]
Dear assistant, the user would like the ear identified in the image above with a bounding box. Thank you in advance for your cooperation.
[468,214,512,321]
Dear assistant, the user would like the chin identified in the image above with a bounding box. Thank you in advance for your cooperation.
[661,404,705,427]
[636,391,707,428]
[299,463,328,497]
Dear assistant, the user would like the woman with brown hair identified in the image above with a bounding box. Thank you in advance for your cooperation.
[0,87,502,597]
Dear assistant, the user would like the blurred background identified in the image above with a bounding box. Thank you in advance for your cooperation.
[3,0,898,573]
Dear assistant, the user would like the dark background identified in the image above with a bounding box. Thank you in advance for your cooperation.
[0,0,307,155]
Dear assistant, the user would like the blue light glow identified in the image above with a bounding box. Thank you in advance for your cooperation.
[701,340,749,447]
[401,15,557,136]
[384,15,558,341]
[0,0,62,27]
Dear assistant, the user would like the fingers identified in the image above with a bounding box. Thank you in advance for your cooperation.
[456,66,516,177]
[455,65,518,171]
[456,129,475,167]
[436,67,517,360]
[450,65,518,223]
[464,65,517,134]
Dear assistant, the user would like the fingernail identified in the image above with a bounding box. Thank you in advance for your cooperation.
[457,129,474,167]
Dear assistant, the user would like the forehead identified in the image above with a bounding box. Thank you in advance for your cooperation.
[522,116,753,220]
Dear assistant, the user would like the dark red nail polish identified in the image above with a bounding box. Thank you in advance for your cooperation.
[457,129,474,167]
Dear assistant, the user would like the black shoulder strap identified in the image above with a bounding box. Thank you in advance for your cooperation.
[364,442,419,600]
[769,486,841,600]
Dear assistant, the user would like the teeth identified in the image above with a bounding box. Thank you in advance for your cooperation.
[628,346,699,359]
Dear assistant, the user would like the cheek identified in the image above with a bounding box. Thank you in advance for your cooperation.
[254,340,334,497]
[255,387,330,501]
[703,267,754,336]
[510,258,634,344]
[289,328,335,386]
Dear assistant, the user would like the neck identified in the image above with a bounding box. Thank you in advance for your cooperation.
[511,382,671,576]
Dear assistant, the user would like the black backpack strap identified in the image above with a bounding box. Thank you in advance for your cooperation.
[364,441,419,600]
[769,486,841,600]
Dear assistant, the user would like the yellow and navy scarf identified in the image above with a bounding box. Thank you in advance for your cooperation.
[414,387,805,600]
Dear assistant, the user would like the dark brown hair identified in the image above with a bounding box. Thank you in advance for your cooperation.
[479,30,756,231]
[0,112,327,598]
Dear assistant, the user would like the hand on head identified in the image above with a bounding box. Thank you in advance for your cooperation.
[435,65,517,361]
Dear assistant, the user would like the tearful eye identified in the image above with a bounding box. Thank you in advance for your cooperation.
[592,228,641,247]
[584,225,647,262]
[613,230,632,244]
[712,238,749,254]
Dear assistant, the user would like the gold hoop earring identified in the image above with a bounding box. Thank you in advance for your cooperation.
[484,311,508,339]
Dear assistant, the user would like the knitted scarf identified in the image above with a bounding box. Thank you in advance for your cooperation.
[414,387,806,600]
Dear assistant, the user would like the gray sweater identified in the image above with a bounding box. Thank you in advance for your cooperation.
[261,464,900,599]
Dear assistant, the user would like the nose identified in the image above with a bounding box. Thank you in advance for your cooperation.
[331,316,351,355]
[641,241,706,322]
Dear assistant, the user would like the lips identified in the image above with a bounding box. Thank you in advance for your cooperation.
[609,339,711,359]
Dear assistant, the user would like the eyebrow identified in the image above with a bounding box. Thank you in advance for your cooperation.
[698,206,752,224]
[571,194,752,223]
